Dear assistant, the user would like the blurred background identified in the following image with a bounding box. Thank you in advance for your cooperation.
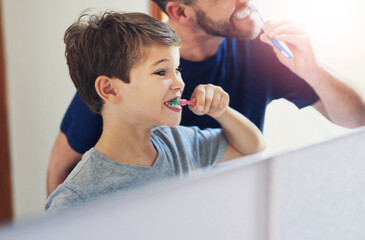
[0,0,363,224]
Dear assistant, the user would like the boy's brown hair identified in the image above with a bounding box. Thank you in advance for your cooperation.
[64,11,181,114]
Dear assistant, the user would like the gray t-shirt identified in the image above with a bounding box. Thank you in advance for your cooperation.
[45,126,228,214]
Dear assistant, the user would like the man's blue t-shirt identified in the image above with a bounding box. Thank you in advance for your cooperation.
[61,37,319,154]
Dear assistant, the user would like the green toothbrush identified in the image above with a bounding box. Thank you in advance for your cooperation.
[171,99,196,106]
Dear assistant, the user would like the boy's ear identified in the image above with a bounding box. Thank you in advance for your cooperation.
[94,76,121,103]
[166,1,195,25]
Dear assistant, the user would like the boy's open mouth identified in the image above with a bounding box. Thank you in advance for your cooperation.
[164,99,182,109]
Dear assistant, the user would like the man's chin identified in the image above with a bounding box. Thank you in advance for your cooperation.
[235,30,261,40]
[233,24,262,40]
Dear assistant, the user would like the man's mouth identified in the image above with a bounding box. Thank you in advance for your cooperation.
[235,5,254,20]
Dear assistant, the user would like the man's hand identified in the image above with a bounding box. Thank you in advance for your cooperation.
[260,21,321,84]
[260,20,365,128]
[188,84,229,119]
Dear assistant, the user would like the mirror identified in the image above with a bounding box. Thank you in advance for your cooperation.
[1,0,364,225]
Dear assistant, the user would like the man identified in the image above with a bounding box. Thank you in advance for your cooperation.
[47,0,365,195]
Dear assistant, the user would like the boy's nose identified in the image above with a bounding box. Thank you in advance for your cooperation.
[172,75,185,90]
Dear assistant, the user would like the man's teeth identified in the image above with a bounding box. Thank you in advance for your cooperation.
[164,102,180,109]
[235,7,252,19]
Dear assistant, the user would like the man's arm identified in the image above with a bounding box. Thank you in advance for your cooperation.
[309,67,365,128]
[47,131,82,196]
[260,21,365,128]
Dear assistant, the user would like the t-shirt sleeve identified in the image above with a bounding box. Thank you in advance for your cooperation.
[174,126,228,168]
[45,185,84,215]
[271,58,319,109]
[60,92,103,154]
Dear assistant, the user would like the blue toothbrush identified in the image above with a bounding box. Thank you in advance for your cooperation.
[256,9,293,59]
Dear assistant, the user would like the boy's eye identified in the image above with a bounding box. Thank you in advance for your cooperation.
[154,70,165,76]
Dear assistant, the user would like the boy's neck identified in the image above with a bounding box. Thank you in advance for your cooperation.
[167,19,223,62]
[94,120,158,167]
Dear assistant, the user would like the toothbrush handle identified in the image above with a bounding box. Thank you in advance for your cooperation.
[180,99,196,106]
[269,38,293,59]
[256,9,293,59]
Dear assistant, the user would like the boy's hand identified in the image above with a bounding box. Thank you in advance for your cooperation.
[189,84,229,119]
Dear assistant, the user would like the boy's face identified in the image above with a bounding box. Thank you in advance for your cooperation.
[191,0,262,39]
[118,45,184,128]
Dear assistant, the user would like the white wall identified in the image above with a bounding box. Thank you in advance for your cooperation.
[2,0,148,221]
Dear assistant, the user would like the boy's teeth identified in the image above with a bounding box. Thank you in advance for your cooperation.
[164,102,180,109]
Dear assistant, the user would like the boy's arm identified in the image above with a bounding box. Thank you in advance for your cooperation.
[189,84,265,163]
[47,131,82,196]
[214,107,265,163]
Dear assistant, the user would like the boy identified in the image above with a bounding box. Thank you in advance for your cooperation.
[48,0,365,196]
[45,11,265,214]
